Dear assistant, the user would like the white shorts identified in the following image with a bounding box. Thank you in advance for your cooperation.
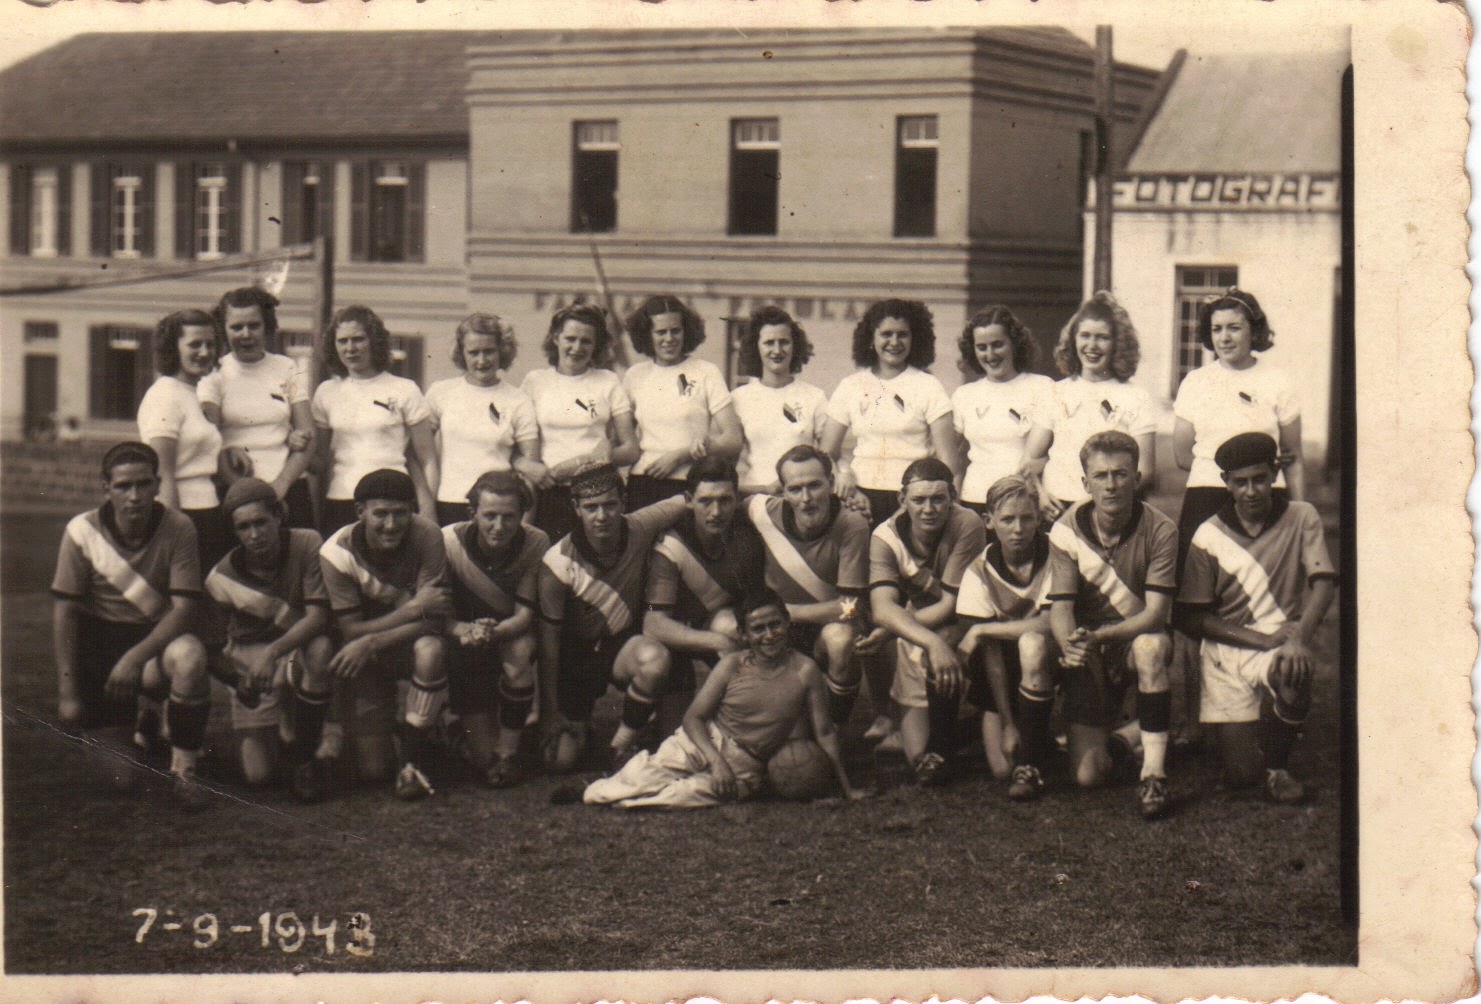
[890,638,930,710]
[222,641,296,732]
[583,722,765,809]
[1199,640,1278,724]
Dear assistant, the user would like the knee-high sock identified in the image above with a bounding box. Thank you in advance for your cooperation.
[1014,687,1055,769]
[1138,690,1172,778]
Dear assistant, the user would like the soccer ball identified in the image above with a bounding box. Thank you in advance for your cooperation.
[766,739,833,801]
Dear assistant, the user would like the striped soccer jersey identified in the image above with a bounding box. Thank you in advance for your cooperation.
[869,504,985,609]
[206,528,327,645]
[443,521,549,622]
[647,512,766,625]
[1178,497,1336,631]
[51,502,202,625]
[539,496,686,642]
[320,516,447,620]
[746,494,870,606]
[1048,500,1178,628]
[956,534,1053,622]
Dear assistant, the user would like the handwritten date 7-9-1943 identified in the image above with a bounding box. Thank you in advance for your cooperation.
[131,908,375,955]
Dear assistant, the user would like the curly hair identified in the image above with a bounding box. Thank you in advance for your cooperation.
[1197,289,1274,353]
[737,305,814,377]
[958,305,1037,378]
[153,309,217,377]
[626,295,706,360]
[851,298,936,370]
[542,303,614,368]
[213,286,280,356]
[451,313,518,372]
[1052,291,1139,381]
[322,304,392,378]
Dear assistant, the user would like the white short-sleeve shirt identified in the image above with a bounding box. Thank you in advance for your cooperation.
[426,376,539,503]
[951,372,1055,504]
[138,375,223,509]
[311,371,431,500]
[1173,359,1300,488]
[1038,376,1158,504]
[520,367,632,475]
[825,367,952,492]
[197,353,309,485]
[731,379,829,488]
[623,357,733,479]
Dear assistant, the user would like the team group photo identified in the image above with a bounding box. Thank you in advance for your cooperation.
[0,20,1353,975]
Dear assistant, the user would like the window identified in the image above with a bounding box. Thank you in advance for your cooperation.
[8,164,71,257]
[24,354,58,440]
[88,324,153,420]
[23,320,58,343]
[571,121,619,233]
[387,334,425,386]
[175,161,240,260]
[350,160,425,263]
[282,161,334,246]
[728,118,780,236]
[894,115,938,238]
[1174,265,1239,391]
[90,163,155,258]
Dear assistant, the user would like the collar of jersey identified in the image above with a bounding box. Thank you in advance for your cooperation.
[1075,498,1144,549]
[1216,493,1290,539]
[985,531,1050,584]
[101,500,165,549]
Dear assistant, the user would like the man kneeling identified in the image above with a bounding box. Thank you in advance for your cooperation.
[584,589,864,808]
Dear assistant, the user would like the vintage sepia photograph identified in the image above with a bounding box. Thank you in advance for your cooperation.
[0,2,1470,1001]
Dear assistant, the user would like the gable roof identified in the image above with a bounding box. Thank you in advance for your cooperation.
[1125,49,1346,174]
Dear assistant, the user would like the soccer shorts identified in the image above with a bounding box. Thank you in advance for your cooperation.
[890,638,929,709]
[583,721,766,808]
[74,613,168,729]
[964,640,1022,715]
[1061,638,1135,728]
[556,629,636,723]
[220,640,295,732]
[446,642,500,716]
[1199,640,1279,724]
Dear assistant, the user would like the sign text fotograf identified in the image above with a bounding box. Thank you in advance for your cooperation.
[1112,173,1340,212]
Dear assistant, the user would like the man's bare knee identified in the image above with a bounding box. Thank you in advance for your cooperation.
[1130,633,1171,689]
[1075,749,1112,787]
[502,634,537,690]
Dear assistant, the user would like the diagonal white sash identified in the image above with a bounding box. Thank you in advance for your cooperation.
[543,548,632,635]
[69,517,166,620]
[442,526,515,615]
[1049,521,1143,621]
[748,495,834,602]
[656,533,730,613]
[206,568,297,631]
[1193,522,1287,631]
[321,536,409,607]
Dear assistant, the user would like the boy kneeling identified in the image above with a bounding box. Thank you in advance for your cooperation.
[584,589,864,808]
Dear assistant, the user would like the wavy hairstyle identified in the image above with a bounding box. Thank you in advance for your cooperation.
[153,308,217,377]
[1197,288,1274,353]
[213,286,281,356]
[322,305,392,378]
[958,305,1037,378]
[851,298,936,370]
[1052,290,1139,381]
[626,294,705,360]
[451,313,518,371]
[736,305,814,377]
[542,303,615,368]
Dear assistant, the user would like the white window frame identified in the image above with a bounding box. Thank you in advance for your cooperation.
[899,115,940,148]
[575,121,620,151]
[111,172,142,259]
[29,168,59,258]
[195,162,228,260]
[733,119,780,150]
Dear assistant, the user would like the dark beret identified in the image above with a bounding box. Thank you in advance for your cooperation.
[354,468,417,505]
[1214,432,1279,473]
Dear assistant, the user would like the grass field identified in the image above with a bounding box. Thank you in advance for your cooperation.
[1,510,1355,974]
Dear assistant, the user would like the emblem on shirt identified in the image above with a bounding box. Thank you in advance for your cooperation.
[488,402,503,424]
[373,399,394,412]
[677,373,695,397]
[575,398,599,420]
[782,403,800,424]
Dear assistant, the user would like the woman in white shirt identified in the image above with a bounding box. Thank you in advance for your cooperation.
[1023,291,1157,520]
[521,303,639,541]
[137,308,229,566]
[820,298,962,528]
[1172,288,1303,557]
[310,305,437,533]
[950,305,1054,518]
[426,313,544,526]
[622,295,743,510]
[200,287,315,529]
[730,305,829,495]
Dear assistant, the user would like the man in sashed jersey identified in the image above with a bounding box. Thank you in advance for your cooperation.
[744,444,887,732]
[439,469,548,788]
[50,441,212,808]
[642,455,767,713]
[536,461,687,772]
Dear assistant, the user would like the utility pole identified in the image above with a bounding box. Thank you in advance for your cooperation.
[311,235,335,388]
[1093,25,1114,293]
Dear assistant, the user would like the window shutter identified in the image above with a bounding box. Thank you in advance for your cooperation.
[8,163,30,255]
[281,161,303,246]
[317,165,335,246]
[175,160,195,259]
[350,162,369,261]
[88,326,108,418]
[222,162,242,254]
[405,162,426,263]
[89,162,109,256]
[56,165,72,256]
[137,164,156,258]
